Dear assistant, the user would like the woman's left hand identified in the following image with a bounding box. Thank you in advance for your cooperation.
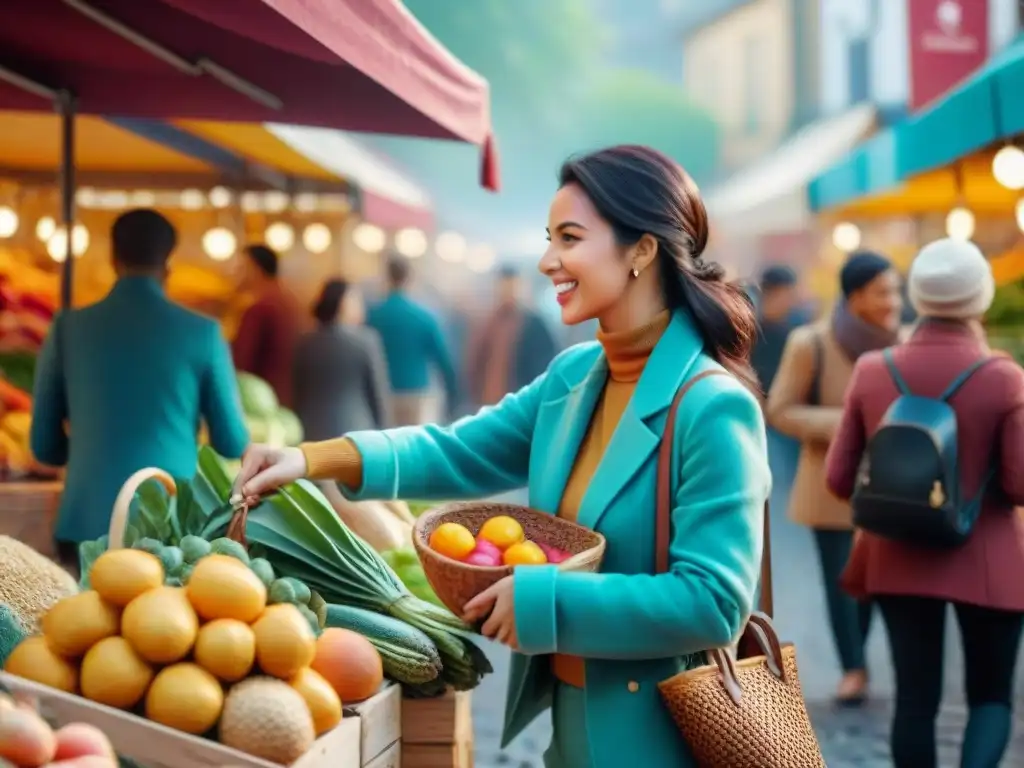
[463,576,518,649]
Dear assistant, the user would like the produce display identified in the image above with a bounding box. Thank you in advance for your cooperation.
[237,372,303,448]
[0,536,79,633]
[429,515,571,566]
[4,544,359,764]
[71,448,491,699]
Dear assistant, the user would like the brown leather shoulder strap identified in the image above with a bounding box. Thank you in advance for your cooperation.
[655,369,774,617]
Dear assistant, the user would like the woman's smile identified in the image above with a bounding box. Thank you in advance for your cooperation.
[554,280,578,306]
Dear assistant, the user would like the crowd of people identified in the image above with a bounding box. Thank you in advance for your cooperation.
[753,241,1024,766]
[18,144,1024,767]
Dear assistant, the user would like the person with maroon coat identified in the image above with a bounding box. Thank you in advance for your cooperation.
[826,238,1024,768]
[232,244,300,408]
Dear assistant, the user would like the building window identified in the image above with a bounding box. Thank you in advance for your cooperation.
[847,37,870,104]
[743,36,764,134]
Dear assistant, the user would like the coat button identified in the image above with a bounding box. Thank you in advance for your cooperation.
[627,681,640,693]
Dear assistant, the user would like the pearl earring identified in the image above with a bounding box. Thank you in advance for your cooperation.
[632,266,640,278]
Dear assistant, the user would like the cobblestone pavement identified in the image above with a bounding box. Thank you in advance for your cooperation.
[470,448,1024,766]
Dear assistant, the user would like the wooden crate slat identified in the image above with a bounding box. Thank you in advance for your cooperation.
[401,691,472,745]
[346,683,401,763]
[364,741,401,768]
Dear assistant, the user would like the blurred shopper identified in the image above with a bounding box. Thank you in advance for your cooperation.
[464,265,558,407]
[293,278,390,440]
[232,244,301,407]
[767,250,902,704]
[367,255,458,425]
[31,210,248,569]
[828,239,1024,768]
[751,265,799,393]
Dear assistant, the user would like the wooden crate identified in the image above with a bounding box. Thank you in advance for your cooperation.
[0,480,62,559]
[401,691,472,768]
[0,673,401,768]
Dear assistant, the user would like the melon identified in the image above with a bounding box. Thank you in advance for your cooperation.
[220,677,315,764]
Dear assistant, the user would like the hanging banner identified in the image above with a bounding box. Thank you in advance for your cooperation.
[908,0,988,111]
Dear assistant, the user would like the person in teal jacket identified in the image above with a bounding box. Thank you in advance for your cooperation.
[233,146,771,767]
[366,255,459,425]
[31,209,249,562]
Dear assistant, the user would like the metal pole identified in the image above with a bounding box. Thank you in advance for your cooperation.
[58,91,76,310]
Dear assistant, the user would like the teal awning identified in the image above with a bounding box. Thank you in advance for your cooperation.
[809,33,1024,213]
[901,32,1024,178]
[807,128,900,211]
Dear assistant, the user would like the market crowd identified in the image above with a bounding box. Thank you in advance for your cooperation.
[753,242,1024,767]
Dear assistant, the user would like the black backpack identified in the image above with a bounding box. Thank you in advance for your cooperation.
[851,348,994,547]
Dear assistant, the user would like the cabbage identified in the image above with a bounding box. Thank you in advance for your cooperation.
[237,372,278,417]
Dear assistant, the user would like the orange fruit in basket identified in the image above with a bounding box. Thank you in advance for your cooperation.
[187,554,267,623]
[311,628,383,703]
[41,591,121,659]
[290,667,343,735]
[145,662,224,735]
[503,541,548,566]
[428,522,477,561]
[79,636,153,709]
[252,604,316,679]
[478,515,525,550]
[89,549,164,607]
[194,618,256,682]
[3,636,78,693]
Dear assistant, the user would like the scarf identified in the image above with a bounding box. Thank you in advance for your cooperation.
[831,301,899,361]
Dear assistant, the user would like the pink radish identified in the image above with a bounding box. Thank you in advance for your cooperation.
[537,542,571,564]
[465,549,503,566]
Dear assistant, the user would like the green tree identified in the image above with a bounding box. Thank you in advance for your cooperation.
[571,70,721,182]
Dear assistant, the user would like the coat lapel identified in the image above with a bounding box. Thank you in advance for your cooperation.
[530,353,607,514]
[576,311,705,532]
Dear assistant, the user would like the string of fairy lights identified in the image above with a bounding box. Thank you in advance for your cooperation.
[0,186,500,274]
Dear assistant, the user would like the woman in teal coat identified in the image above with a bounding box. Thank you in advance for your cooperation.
[235,146,771,767]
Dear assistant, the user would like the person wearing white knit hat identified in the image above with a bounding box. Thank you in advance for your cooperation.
[907,238,995,320]
[828,239,1024,767]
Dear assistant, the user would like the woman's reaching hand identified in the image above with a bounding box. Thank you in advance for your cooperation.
[233,444,308,498]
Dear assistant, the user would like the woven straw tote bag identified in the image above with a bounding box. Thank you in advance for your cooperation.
[655,371,825,767]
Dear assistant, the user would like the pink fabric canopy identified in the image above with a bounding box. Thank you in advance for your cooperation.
[0,0,499,189]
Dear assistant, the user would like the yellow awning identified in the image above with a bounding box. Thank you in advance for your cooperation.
[175,121,342,182]
[0,112,213,174]
[829,151,1018,218]
[990,246,1024,286]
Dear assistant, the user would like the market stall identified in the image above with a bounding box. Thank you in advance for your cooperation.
[0,0,499,308]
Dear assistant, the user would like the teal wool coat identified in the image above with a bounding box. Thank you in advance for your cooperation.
[343,310,771,767]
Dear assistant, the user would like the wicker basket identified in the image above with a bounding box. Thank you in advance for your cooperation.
[412,502,606,616]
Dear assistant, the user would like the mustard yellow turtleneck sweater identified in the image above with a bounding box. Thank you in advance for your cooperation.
[549,310,670,688]
[299,311,673,690]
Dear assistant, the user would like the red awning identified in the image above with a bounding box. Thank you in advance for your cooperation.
[0,0,499,189]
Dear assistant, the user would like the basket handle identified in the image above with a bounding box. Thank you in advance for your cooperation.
[709,612,787,704]
[107,468,176,550]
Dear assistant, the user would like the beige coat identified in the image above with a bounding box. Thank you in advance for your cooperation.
[766,322,855,529]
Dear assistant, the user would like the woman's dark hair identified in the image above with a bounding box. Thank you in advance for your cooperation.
[558,145,759,393]
[312,279,348,326]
